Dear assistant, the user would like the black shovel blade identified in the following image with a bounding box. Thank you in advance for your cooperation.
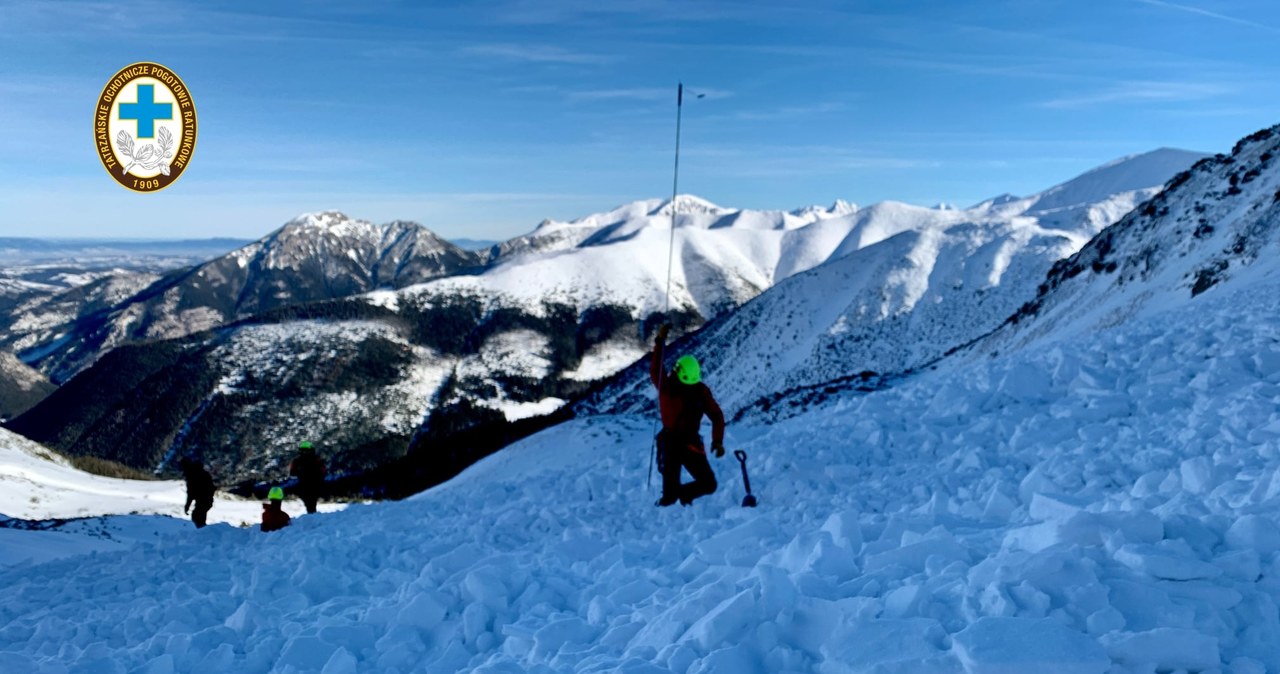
[742,494,758,508]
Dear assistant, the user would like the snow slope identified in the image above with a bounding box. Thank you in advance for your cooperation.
[0,427,342,566]
[585,149,1205,417]
[976,128,1280,360]
[0,351,53,420]
[4,250,1280,671]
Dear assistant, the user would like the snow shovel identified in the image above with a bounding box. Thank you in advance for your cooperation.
[734,450,758,507]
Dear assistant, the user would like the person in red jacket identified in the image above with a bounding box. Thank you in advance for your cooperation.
[651,324,726,506]
[261,486,291,532]
[289,441,327,514]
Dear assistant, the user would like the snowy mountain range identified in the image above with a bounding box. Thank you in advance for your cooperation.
[11,213,480,383]
[6,149,1203,485]
[0,237,246,313]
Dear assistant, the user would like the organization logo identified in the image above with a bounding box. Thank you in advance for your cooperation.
[94,62,197,192]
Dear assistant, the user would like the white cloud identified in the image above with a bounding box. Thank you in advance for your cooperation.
[1039,81,1233,109]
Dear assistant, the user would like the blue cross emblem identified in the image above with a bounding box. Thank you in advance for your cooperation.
[118,84,173,139]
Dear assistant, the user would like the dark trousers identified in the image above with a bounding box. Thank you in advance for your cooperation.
[298,488,319,514]
[658,432,717,505]
[191,501,212,528]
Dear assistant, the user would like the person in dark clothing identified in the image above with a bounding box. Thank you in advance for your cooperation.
[289,441,326,514]
[261,486,292,532]
[180,458,216,528]
[651,324,726,506]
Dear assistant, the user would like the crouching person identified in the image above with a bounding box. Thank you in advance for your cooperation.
[261,486,291,532]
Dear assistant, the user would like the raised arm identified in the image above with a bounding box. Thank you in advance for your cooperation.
[650,324,670,390]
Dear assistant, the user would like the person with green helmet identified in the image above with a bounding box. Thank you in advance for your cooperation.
[650,323,726,506]
[261,486,292,532]
[180,458,216,528]
[289,440,327,514]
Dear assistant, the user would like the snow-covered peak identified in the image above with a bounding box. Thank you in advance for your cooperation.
[830,198,857,216]
[653,194,730,216]
[791,199,858,220]
[969,193,1022,210]
[1024,147,1207,214]
[281,211,377,236]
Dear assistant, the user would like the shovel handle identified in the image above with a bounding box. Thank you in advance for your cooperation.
[733,449,754,497]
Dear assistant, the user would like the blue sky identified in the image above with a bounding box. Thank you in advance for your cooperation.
[3,0,1279,240]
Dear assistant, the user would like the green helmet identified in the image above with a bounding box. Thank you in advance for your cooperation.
[299,441,314,452]
[673,355,701,385]
[268,486,285,501]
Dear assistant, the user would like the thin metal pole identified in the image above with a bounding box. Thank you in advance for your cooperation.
[664,82,683,316]
[650,82,684,492]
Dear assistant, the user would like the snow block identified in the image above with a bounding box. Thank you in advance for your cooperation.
[532,617,598,660]
[998,362,1053,402]
[137,654,176,674]
[819,618,950,673]
[1224,515,1280,555]
[1100,628,1220,671]
[320,647,359,674]
[1214,549,1262,581]
[777,596,841,656]
[754,565,799,616]
[682,589,756,652]
[821,509,864,551]
[277,636,339,672]
[865,535,969,573]
[982,486,1017,523]
[1029,492,1090,521]
[694,518,774,565]
[1018,465,1058,506]
[463,567,510,611]
[774,531,858,580]
[1180,456,1215,495]
[397,591,448,632]
[1114,542,1223,581]
[689,644,765,674]
[951,617,1108,674]
[223,601,258,633]
[1230,656,1268,674]
[884,583,928,619]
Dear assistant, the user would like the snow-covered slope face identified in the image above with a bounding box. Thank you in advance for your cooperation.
[0,427,265,525]
[8,317,446,483]
[0,426,342,567]
[586,148,1204,416]
[18,212,480,383]
[6,265,1280,671]
[0,352,53,420]
[979,126,1280,358]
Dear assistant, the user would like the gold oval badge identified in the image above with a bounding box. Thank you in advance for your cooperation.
[94,62,197,193]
